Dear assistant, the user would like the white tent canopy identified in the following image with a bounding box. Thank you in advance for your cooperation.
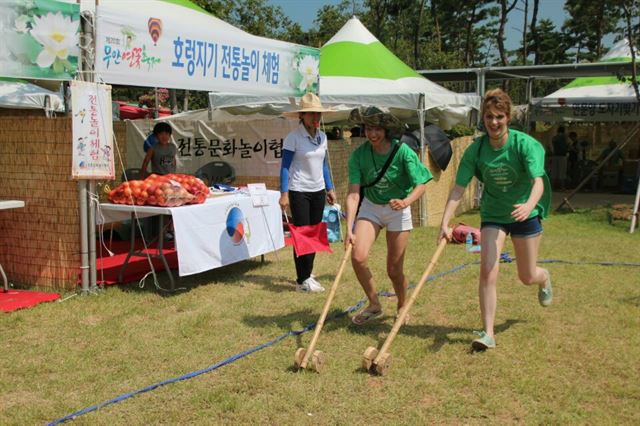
[0,79,64,112]
[532,38,640,122]
[210,17,479,129]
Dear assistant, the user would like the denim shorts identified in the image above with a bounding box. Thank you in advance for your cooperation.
[481,215,543,238]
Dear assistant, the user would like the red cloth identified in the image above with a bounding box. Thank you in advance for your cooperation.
[93,240,178,285]
[287,222,332,256]
[0,290,60,313]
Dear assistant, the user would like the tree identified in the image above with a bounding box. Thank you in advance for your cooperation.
[620,0,640,102]
[529,0,540,64]
[526,18,570,65]
[563,0,620,62]
[497,0,518,66]
[307,1,353,47]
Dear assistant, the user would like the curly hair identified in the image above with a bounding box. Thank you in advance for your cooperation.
[482,88,513,120]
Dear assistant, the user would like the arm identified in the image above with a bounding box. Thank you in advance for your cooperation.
[344,184,360,248]
[279,149,295,211]
[511,177,544,222]
[323,155,336,204]
[437,185,465,243]
[388,183,426,210]
[140,149,153,178]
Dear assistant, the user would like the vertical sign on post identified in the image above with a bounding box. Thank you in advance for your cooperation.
[71,80,115,179]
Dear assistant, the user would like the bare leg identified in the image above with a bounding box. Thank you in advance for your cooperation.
[479,227,507,338]
[385,230,410,311]
[351,219,382,312]
[511,234,548,288]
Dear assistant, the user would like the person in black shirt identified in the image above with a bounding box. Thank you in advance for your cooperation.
[550,126,568,190]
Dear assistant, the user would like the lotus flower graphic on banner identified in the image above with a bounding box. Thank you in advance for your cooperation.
[0,0,79,80]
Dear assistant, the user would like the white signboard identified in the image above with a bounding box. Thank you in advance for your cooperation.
[95,0,320,96]
[128,118,297,177]
[71,80,115,179]
[247,183,269,207]
[531,102,640,123]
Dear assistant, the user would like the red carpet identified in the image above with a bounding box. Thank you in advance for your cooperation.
[95,239,178,285]
[0,290,60,313]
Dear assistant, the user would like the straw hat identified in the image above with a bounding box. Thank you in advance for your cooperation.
[349,106,401,129]
[282,93,333,118]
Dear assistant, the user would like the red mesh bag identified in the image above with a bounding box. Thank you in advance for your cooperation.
[163,173,209,204]
[451,223,481,244]
[143,174,194,207]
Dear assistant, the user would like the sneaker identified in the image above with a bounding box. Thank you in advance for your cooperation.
[538,269,553,307]
[308,276,325,292]
[471,331,496,351]
[296,278,324,293]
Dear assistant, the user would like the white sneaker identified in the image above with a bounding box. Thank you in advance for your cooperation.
[309,276,325,292]
[296,277,324,293]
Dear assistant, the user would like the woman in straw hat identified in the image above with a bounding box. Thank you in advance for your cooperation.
[438,88,552,351]
[345,107,433,325]
[280,93,337,293]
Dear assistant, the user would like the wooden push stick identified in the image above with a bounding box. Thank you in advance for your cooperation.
[372,237,447,367]
[299,244,353,370]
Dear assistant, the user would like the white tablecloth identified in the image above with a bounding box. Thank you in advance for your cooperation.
[99,191,284,276]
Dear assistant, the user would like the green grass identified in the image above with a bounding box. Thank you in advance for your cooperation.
[2,208,640,424]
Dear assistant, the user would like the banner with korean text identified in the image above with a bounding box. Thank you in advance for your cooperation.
[95,0,319,96]
[127,117,297,178]
[71,80,115,179]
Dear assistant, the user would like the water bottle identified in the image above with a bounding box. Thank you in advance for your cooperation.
[466,232,481,253]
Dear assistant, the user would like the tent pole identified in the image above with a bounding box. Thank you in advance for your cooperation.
[76,6,92,294]
[526,77,534,133]
[557,122,640,211]
[474,69,486,208]
[418,94,426,227]
[630,174,640,233]
[78,181,89,293]
[81,5,98,292]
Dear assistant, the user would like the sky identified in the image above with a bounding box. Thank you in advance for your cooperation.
[266,0,613,51]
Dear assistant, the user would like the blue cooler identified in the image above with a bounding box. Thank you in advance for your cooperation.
[322,204,342,243]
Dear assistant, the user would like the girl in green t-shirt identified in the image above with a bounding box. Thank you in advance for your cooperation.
[438,89,553,351]
[345,107,433,325]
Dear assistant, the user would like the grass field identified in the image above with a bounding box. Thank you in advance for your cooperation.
[2,206,639,425]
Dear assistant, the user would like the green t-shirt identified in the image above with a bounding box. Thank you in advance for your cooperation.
[348,140,433,205]
[455,129,552,223]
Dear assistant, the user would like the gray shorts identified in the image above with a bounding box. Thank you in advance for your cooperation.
[357,198,413,232]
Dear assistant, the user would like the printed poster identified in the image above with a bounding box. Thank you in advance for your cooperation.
[71,80,115,179]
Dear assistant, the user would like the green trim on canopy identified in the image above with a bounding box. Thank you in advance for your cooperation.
[320,41,420,80]
[564,75,633,88]
[0,77,28,83]
[564,57,631,88]
[158,0,210,15]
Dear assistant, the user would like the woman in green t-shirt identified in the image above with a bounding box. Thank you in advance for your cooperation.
[438,89,553,351]
[345,107,433,325]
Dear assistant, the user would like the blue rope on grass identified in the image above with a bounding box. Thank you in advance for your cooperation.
[47,255,640,424]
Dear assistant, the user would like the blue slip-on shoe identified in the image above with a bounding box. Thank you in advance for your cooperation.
[471,331,496,351]
[538,269,553,307]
